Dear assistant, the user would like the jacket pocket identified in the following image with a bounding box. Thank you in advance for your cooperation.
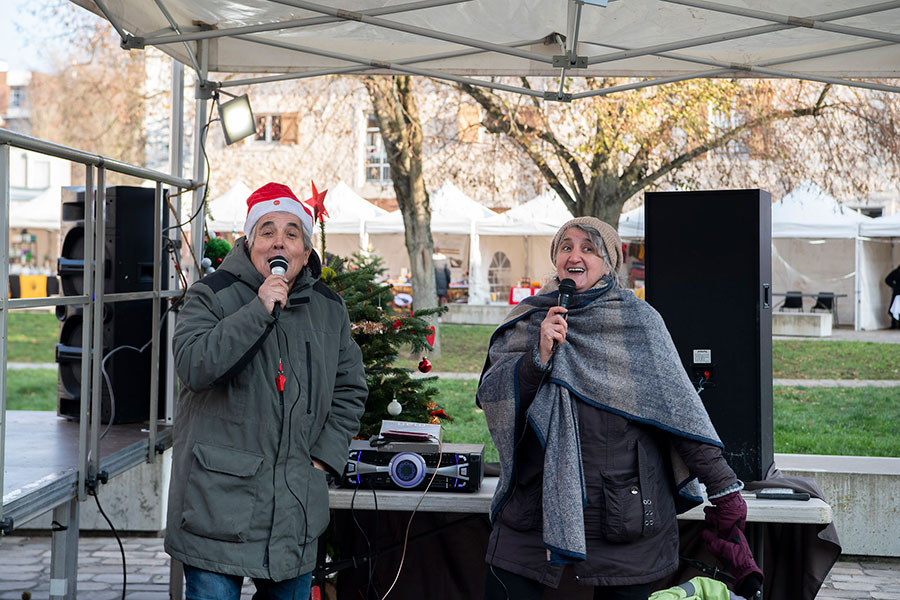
[287,462,331,544]
[600,477,645,543]
[181,443,264,543]
[498,483,542,532]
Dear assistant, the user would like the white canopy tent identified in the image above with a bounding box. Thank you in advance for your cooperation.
[366,183,495,295]
[206,181,253,235]
[74,0,900,103]
[69,0,900,316]
[474,190,572,303]
[311,180,388,259]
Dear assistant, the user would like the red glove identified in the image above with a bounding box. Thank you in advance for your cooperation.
[704,490,747,537]
[701,527,763,598]
[703,491,763,598]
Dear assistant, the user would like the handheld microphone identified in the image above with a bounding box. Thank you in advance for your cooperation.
[551,278,577,355]
[557,278,576,314]
[268,255,288,318]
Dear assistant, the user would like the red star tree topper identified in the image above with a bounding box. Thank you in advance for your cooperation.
[304,180,329,223]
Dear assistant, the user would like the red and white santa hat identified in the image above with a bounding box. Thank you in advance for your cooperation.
[243,182,314,237]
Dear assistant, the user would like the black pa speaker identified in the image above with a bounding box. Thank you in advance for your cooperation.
[644,189,773,482]
[56,186,167,424]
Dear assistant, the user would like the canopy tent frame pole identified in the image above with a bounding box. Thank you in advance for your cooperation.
[0,144,8,537]
[190,40,210,284]
[573,39,900,99]
[151,0,202,74]
[215,38,546,88]
[164,59,185,426]
[663,0,900,46]
[222,34,547,98]
[140,0,473,46]
[585,1,900,66]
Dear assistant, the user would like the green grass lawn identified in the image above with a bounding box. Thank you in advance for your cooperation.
[5,311,58,363]
[4,316,900,459]
[4,369,58,411]
[427,379,900,461]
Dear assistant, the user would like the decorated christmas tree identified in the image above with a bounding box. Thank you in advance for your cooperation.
[304,183,448,438]
[322,253,447,438]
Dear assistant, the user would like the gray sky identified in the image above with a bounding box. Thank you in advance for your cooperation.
[1,0,57,71]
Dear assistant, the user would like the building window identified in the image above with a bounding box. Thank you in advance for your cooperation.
[254,114,283,142]
[488,251,512,302]
[10,86,26,109]
[366,113,391,184]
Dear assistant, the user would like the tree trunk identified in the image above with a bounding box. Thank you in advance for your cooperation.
[362,76,441,357]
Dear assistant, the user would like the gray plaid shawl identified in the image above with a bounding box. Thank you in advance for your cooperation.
[477,276,721,563]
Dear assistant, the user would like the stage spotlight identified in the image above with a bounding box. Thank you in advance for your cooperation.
[217,92,256,145]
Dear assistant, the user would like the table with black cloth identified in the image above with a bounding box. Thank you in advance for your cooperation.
[325,472,838,600]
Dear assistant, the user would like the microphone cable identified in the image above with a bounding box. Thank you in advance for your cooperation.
[380,434,443,600]
[273,316,312,573]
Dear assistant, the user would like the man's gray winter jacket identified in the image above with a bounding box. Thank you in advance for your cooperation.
[165,239,367,581]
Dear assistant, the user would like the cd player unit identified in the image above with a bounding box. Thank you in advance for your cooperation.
[342,440,484,492]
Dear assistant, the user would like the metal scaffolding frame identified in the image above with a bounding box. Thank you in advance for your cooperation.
[0,127,195,599]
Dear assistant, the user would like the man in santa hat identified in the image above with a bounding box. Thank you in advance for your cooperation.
[165,182,367,599]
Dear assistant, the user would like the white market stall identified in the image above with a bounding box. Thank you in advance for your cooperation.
[311,180,388,260]
[366,182,495,292]
[474,190,572,304]
[860,212,900,329]
[206,181,252,236]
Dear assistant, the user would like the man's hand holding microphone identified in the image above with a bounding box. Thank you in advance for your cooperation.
[259,255,289,317]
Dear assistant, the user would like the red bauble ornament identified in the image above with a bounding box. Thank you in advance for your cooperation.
[418,357,432,373]
[393,319,403,330]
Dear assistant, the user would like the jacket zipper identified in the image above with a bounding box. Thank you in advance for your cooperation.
[305,341,313,414]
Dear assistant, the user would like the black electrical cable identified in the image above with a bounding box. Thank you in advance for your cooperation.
[90,483,126,600]
[273,318,312,572]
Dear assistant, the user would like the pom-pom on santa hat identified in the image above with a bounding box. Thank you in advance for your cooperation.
[243,182,314,238]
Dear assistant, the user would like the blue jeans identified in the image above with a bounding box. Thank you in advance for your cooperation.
[184,564,313,600]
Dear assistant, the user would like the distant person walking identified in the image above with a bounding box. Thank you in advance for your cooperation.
[434,252,452,306]
[887,264,900,329]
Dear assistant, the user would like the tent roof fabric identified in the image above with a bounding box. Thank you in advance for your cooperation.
[318,180,388,234]
[860,211,900,237]
[367,182,495,234]
[478,190,571,236]
[73,0,900,99]
[207,181,253,233]
[772,181,870,238]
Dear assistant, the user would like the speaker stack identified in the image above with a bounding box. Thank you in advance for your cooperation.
[56,186,167,424]
[644,189,774,482]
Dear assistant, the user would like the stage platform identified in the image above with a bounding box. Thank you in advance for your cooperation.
[2,410,172,532]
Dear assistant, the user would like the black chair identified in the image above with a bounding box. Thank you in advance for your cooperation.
[779,290,804,312]
[812,291,838,325]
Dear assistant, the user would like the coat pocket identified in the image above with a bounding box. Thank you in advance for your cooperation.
[498,483,542,532]
[287,462,331,544]
[600,478,645,543]
[181,443,264,543]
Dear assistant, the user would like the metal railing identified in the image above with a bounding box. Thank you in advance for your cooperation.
[1,127,196,531]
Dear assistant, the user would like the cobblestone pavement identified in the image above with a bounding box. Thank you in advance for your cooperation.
[0,535,897,599]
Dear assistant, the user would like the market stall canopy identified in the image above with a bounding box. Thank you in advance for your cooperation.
[319,180,387,234]
[772,182,870,238]
[618,204,646,240]
[8,187,62,230]
[478,190,571,236]
[207,181,253,234]
[366,182,495,234]
[860,211,900,237]
[71,0,900,100]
